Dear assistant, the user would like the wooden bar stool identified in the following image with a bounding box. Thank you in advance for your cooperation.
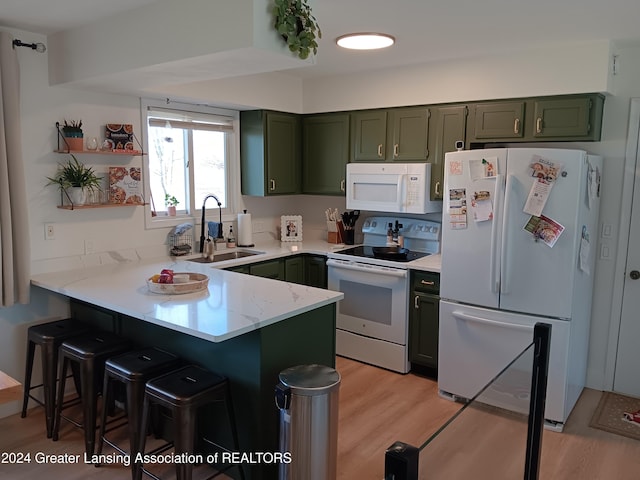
[52,330,132,457]
[21,319,90,438]
[136,365,244,480]
[95,347,182,473]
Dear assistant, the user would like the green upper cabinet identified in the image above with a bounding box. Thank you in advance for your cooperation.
[387,107,430,161]
[302,113,350,195]
[351,110,388,161]
[240,110,301,196]
[531,94,604,140]
[470,101,525,141]
[430,105,468,200]
[351,107,430,162]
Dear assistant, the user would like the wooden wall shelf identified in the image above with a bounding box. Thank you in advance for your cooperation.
[57,203,146,210]
[55,149,144,156]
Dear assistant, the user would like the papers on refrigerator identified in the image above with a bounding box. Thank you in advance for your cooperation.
[471,190,493,222]
[523,155,563,217]
[448,188,467,229]
[523,214,565,248]
[469,157,498,181]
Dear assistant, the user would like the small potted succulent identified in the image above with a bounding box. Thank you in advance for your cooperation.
[46,154,102,206]
[60,119,84,151]
[165,194,179,216]
[273,0,321,60]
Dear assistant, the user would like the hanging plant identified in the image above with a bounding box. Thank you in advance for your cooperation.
[273,0,321,60]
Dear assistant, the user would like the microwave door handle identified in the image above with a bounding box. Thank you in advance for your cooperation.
[490,174,504,294]
[398,175,405,211]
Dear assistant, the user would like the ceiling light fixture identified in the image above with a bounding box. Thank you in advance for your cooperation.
[336,33,395,50]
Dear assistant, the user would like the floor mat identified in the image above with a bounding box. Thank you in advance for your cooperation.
[590,391,640,441]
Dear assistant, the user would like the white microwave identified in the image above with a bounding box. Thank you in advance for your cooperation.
[346,162,442,214]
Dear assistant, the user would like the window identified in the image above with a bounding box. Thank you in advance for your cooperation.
[141,98,240,228]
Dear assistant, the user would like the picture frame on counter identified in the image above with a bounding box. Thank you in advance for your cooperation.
[281,215,303,242]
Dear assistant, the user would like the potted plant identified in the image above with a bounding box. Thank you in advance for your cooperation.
[46,154,102,206]
[60,119,84,151]
[165,194,179,216]
[273,0,321,60]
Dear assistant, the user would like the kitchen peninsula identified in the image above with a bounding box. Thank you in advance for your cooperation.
[31,254,343,480]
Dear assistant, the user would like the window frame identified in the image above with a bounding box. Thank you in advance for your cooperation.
[140,98,241,231]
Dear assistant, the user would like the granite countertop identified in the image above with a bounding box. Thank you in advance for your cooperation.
[30,239,440,344]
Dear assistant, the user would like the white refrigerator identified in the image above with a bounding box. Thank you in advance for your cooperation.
[438,148,602,431]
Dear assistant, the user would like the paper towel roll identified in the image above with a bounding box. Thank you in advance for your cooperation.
[237,212,254,247]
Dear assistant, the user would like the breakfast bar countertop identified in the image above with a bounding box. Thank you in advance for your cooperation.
[31,252,343,344]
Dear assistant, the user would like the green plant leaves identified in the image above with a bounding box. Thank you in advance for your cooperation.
[273,0,320,60]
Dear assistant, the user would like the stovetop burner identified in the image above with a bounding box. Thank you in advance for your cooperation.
[336,245,430,262]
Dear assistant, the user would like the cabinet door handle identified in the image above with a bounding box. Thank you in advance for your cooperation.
[340,179,345,192]
[270,179,276,191]
[414,295,420,309]
[377,144,383,157]
[420,280,435,286]
[394,144,399,158]
[536,117,543,134]
[435,181,441,196]
[514,118,520,134]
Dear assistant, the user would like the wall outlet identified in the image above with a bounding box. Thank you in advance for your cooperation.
[84,239,95,255]
[44,223,55,240]
[253,220,265,233]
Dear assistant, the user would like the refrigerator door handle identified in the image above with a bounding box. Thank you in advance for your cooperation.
[500,174,515,294]
[490,174,504,294]
[452,310,533,332]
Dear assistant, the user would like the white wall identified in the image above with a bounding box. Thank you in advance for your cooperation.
[1,24,637,418]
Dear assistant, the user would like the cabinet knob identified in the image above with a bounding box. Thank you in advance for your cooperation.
[421,280,435,286]
[394,144,399,158]
[340,179,345,192]
[414,295,420,309]
[435,181,441,196]
[270,179,276,191]
[377,144,383,158]
[536,117,543,134]
[514,118,520,134]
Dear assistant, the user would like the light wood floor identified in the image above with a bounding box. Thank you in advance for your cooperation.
[1,356,639,479]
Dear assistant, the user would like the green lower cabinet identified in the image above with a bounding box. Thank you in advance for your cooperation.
[249,259,285,280]
[230,254,326,288]
[284,256,305,284]
[409,271,440,372]
[304,255,327,288]
[225,264,250,274]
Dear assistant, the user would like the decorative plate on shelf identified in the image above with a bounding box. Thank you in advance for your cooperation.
[147,272,208,295]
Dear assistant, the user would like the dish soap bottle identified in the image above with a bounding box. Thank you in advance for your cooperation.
[226,225,236,248]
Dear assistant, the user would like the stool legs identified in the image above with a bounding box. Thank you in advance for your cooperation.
[174,406,198,480]
[21,337,64,438]
[20,340,37,418]
[53,355,99,457]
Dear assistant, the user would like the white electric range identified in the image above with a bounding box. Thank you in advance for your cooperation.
[327,216,440,373]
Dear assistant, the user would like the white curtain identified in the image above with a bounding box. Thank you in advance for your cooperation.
[0,32,30,306]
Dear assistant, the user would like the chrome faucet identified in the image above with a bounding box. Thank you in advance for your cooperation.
[199,194,224,253]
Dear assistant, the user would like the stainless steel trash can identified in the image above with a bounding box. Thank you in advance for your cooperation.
[275,364,341,480]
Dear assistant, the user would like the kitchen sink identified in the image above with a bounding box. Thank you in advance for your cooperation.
[188,250,263,263]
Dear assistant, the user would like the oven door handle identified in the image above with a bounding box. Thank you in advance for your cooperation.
[327,259,408,278]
